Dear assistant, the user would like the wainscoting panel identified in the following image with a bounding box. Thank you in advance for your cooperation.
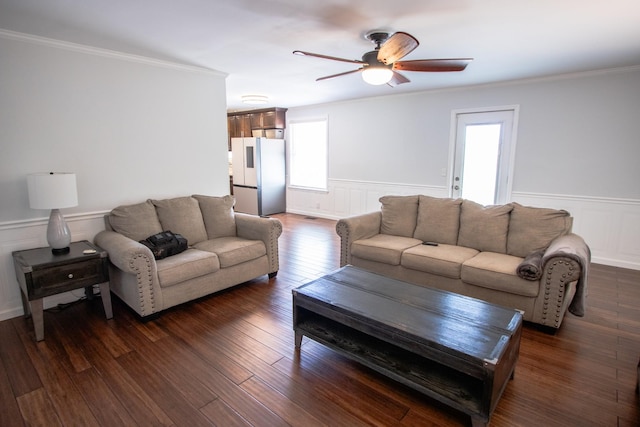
[620,212,640,256]
[0,212,108,321]
[287,179,449,220]
[512,193,640,270]
[287,180,640,271]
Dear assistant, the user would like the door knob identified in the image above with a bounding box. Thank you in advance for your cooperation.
[454,185,460,190]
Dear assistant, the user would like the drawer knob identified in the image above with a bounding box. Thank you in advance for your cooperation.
[68,273,74,279]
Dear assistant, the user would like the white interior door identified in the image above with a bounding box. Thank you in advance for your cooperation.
[450,107,518,205]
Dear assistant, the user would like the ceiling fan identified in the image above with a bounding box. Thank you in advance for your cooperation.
[293,30,472,86]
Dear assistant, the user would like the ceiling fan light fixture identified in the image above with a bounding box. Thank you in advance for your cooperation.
[241,95,269,105]
[361,67,393,85]
[294,30,470,87]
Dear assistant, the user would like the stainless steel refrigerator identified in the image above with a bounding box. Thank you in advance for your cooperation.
[231,137,286,216]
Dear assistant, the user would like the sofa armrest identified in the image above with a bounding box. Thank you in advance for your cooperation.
[94,230,161,316]
[94,230,153,273]
[543,233,590,262]
[235,213,283,274]
[335,211,382,267]
[530,233,590,328]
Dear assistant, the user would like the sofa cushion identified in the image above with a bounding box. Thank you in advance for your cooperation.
[152,197,208,245]
[507,202,573,257]
[402,244,479,279]
[457,201,513,253]
[379,195,419,237]
[193,194,237,239]
[461,252,539,297]
[413,196,462,245]
[108,200,163,242]
[156,249,220,288]
[194,237,266,268]
[351,234,422,266]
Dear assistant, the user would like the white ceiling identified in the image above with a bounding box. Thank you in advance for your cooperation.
[1,0,639,111]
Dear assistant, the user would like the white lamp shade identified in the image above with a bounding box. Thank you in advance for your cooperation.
[27,172,78,209]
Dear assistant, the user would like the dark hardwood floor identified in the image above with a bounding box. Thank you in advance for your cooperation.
[1,213,638,426]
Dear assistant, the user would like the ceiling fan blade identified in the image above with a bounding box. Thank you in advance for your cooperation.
[377,32,419,65]
[393,58,473,72]
[387,71,410,87]
[293,50,364,64]
[316,68,363,81]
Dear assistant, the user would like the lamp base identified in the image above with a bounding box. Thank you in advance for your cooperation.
[47,208,72,254]
[51,246,70,255]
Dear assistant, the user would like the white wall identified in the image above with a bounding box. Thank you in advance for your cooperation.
[286,67,640,270]
[0,31,230,320]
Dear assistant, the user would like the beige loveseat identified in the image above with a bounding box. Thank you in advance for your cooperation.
[336,195,590,330]
[94,195,282,319]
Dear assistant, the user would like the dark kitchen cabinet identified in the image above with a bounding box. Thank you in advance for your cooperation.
[228,114,252,137]
[227,107,287,148]
[248,108,286,130]
[260,108,286,129]
[227,114,252,148]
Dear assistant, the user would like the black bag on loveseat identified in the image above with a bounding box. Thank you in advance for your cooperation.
[139,231,188,260]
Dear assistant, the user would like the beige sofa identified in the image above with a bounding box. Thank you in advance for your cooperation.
[336,195,590,330]
[94,195,282,319]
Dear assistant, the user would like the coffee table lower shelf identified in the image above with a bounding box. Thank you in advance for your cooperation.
[295,312,487,424]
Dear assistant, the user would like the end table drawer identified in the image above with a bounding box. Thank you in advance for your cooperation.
[30,259,106,298]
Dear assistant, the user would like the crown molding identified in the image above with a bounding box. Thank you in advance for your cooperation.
[0,28,227,77]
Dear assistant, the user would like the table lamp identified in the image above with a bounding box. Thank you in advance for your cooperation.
[27,172,78,254]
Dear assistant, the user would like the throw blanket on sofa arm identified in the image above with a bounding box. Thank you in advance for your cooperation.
[542,234,591,317]
[516,249,545,281]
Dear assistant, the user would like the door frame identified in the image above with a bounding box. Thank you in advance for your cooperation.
[447,105,520,204]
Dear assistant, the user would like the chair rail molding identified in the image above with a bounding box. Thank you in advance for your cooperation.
[287,179,640,271]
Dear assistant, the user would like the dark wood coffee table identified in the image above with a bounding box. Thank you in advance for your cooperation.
[292,266,522,427]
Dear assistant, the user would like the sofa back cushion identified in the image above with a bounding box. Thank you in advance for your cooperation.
[108,200,163,242]
[151,196,208,245]
[413,196,462,245]
[507,202,573,257]
[193,194,237,239]
[379,195,419,237]
[457,200,513,253]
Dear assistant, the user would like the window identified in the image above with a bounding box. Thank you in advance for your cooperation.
[450,107,518,205]
[460,123,502,205]
[289,118,328,191]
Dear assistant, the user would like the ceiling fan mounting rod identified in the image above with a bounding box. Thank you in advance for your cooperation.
[365,31,389,49]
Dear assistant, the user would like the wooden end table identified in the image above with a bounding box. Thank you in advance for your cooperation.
[12,240,113,341]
